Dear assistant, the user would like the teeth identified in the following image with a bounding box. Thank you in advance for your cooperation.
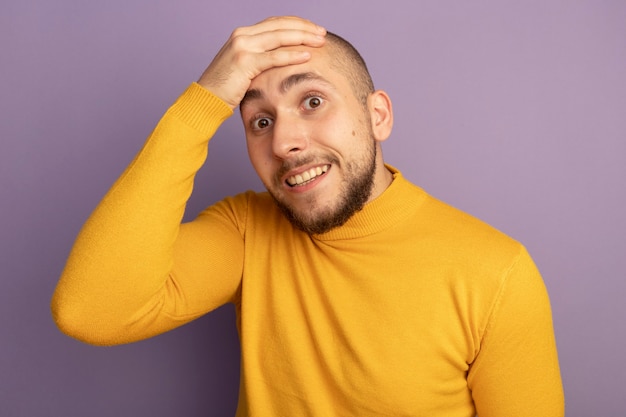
[287,165,329,186]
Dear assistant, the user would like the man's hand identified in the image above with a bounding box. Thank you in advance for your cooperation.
[198,16,327,109]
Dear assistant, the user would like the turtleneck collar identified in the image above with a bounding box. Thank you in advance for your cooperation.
[313,165,427,241]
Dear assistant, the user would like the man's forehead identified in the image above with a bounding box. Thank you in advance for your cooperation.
[239,44,349,109]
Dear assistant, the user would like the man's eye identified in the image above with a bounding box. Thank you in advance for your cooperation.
[303,96,324,110]
[252,117,273,130]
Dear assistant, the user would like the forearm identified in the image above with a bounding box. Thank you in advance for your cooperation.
[51,83,233,345]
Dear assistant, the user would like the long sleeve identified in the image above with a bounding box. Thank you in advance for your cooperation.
[468,247,564,416]
[51,83,241,346]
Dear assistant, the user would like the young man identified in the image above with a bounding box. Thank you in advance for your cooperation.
[52,16,564,416]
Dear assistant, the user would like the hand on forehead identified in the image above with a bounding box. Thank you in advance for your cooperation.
[197,16,327,109]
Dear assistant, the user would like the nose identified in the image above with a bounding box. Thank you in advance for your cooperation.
[271,113,309,159]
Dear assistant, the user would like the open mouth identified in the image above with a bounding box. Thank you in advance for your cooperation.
[286,165,329,187]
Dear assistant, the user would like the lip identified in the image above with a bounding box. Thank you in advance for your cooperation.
[282,163,331,193]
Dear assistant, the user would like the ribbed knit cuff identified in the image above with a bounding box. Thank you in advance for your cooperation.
[167,82,234,137]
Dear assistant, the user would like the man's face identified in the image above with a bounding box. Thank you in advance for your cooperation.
[240,46,388,234]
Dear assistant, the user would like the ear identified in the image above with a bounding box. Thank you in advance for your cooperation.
[367,90,393,143]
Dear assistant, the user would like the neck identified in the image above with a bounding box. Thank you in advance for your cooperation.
[367,156,394,204]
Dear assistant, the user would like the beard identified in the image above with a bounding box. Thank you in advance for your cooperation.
[268,138,377,235]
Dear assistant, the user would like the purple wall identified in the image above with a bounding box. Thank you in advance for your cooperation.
[2,1,625,415]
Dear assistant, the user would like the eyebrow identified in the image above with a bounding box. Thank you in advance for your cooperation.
[240,72,334,109]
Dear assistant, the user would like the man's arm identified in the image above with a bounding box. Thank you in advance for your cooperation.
[51,17,327,346]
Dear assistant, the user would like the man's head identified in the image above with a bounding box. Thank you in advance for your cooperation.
[323,31,375,107]
[240,31,393,235]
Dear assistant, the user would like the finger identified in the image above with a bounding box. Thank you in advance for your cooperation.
[243,29,326,53]
[236,16,325,37]
[254,49,313,73]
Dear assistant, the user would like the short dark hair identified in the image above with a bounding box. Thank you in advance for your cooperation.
[325,31,375,105]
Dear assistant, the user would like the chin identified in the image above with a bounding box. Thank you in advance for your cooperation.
[272,190,368,235]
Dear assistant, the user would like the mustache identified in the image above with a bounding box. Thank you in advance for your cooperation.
[275,154,338,179]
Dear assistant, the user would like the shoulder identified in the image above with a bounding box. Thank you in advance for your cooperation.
[425,194,518,247]
[395,173,525,273]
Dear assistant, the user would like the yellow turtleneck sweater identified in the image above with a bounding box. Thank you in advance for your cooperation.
[52,83,564,416]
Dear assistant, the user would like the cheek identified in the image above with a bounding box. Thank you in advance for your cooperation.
[246,140,275,179]
[315,112,357,145]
